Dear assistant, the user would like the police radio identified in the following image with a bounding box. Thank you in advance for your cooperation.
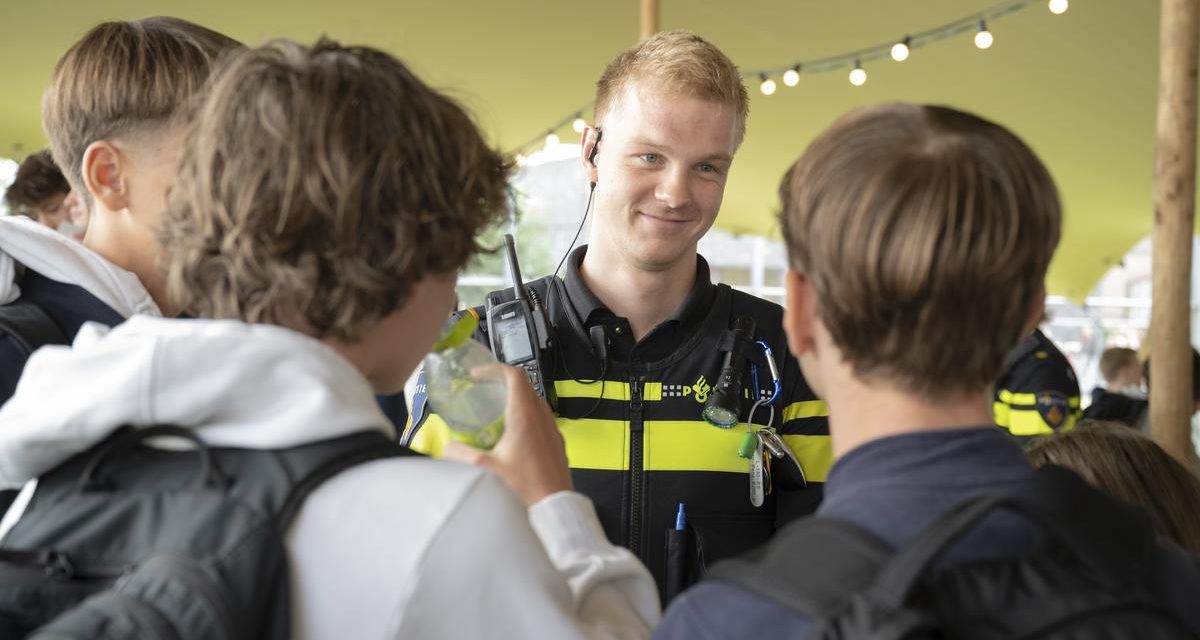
[486,234,557,409]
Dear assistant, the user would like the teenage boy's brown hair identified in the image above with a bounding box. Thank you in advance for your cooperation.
[1099,347,1139,384]
[42,17,240,200]
[779,103,1061,398]
[162,39,511,341]
[594,31,749,146]
[3,150,69,216]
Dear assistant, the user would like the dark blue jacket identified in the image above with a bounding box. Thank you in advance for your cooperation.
[655,427,1200,638]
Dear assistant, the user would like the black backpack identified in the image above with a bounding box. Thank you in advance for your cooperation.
[707,466,1195,639]
[0,299,69,360]
[0,424,417,639]
[0,299,71,520]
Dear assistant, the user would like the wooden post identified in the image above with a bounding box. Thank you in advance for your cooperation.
[640,0,659,41]
[1151,0,1200,466]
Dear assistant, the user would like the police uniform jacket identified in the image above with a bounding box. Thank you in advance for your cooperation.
[993,328,1081,438]
[411,247,831,603]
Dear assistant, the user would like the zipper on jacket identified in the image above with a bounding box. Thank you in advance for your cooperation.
[628,376,645,558]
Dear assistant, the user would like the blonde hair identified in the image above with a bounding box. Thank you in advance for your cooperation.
[162,39,511,341]
[1028,420,1200,553]
[42,17,240,199]
[594,31,748,145]
[779,104,1060,398]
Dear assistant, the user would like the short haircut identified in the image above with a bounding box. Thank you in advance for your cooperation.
[594,31,749,146]
[162,39,511,341]
[42,17,241,199]
[3,150,69,215]
[1099,347,1139,383]
[1028,420,1200,553]
[779,104,1060,398]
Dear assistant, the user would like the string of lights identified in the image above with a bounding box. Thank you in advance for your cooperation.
[511,0,1068,160]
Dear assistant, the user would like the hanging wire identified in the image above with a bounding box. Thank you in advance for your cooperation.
[508,0,1035,156]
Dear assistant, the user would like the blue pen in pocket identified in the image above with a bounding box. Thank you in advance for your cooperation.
[665,502,689,603]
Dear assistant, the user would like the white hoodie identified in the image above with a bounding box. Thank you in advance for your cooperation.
[0,316,660,639]
[0,215,159,316]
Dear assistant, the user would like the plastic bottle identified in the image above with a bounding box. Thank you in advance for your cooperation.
[422,311,506,449]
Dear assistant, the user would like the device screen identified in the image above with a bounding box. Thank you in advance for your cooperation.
[494,312,535,364]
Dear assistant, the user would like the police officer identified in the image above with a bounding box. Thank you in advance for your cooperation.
[994,327,1081,439]
[410,32,830,603]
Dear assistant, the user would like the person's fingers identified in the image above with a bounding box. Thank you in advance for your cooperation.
[442,440,492,467]
[468,363,508,384]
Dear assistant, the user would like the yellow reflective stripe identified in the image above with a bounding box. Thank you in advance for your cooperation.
[996,390,1081,409]
[410,414,452,458]
[780,434,833,483]
[1003,409,1079,436]
[643,421,748,473]
[555,380,629,401]
[782,400,829,422]
[997,390,1037,405]
[559,418,630,471]
[1007,409,1054,435]
[993,401,1011,428]
[554,380,666,402]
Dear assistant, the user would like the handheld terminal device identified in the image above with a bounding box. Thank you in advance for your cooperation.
[485,234,557,409]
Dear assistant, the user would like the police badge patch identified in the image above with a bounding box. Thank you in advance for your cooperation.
[1036,391,1071,430]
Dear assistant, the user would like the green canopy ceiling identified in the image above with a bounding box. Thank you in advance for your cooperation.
[0,1,1179,299]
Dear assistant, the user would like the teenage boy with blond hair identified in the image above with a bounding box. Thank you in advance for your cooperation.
[412,30,831,602]
[656,103,1200,637]
[0,17,240,401]
[0,39,659,638]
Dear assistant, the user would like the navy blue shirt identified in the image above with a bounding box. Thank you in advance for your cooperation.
[655,427,1200,638]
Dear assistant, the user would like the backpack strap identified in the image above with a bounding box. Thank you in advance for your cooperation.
[705,516,892,617]
[274,430,420,528]
[864,465,1155,608]
[704,465,1156,619]
[0,299,69,358]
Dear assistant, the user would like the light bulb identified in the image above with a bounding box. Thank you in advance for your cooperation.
[572,117,587,134]
[760,74,777,96]
[974,21,994,49]
[891,39,910,62]
[515,154,527,167]
[783,67,800,87]
[849,60,867,86]
[545,132,560,147]
[1048,0,1068,14]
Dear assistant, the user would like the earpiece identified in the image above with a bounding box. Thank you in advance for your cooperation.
[588,128,603,166]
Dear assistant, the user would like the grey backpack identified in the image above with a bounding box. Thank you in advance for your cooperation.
[0,425,416,639]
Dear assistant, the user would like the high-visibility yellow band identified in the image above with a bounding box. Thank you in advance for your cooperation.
[559,418,631,471]
[643,421,749,473]
[555,380,629,401]
[779,434,833,483]
[554,380,665,402]
[993,401,1011,428]
[410,414,452,458]
[783,400,829,422]
[1000,408,1079,436]
[996,389,1081,408]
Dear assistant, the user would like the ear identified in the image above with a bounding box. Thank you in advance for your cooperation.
[783,269,818,359]
[579,126,600,186]
[81,141,129,213]
[1021,282,1047,336]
